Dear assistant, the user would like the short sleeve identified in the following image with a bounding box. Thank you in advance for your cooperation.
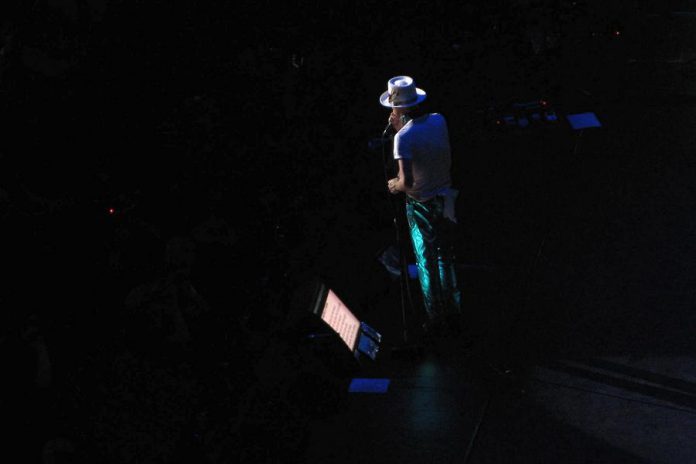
[393,132,412,160]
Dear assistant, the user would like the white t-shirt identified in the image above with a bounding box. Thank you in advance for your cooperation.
[393,113,452,202]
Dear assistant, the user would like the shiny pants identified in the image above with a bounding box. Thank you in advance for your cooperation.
[405,196,461,320]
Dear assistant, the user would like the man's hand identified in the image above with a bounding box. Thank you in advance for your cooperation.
[389,111,405,133]
[387,177,401,194]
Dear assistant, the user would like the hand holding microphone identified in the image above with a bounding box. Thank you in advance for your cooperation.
[384,111,407,137]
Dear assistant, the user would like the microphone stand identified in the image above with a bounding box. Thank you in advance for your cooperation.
[381,125,424,358]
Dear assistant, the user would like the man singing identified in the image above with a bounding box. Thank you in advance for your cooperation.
[380,75,462,337]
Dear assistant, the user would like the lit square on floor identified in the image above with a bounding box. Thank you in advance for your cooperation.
[566,112,602,130]
[348,378,391,393]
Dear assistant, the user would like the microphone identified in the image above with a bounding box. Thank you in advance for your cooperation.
[368,123,393,151]
[382,122,394,138]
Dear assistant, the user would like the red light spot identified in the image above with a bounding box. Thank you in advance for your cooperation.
[108,207,115,215]
[496,120,502,125]
[540,100,548,107]
[614,31,621,37]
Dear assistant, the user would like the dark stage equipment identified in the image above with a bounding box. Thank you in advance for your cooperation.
[488,98,602,134]
[489,98,560,132]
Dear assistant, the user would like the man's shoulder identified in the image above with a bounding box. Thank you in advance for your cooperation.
[397,113,445,138]
[417,113,447,130]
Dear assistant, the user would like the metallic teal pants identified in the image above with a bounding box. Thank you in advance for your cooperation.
[405,196,461,320]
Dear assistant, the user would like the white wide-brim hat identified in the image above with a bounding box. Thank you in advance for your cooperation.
[379,75,427,108]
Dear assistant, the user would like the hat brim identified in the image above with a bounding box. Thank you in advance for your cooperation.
[379,88,427,108]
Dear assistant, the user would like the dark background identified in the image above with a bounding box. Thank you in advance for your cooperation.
[2,1,695,462]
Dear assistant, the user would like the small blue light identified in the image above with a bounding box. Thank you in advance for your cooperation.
[408,264,418,279]
[348,378,391,393]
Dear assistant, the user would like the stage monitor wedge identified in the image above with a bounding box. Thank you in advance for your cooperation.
[309,280,383,361]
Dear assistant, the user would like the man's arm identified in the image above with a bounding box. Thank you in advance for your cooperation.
[388,158,414,194]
